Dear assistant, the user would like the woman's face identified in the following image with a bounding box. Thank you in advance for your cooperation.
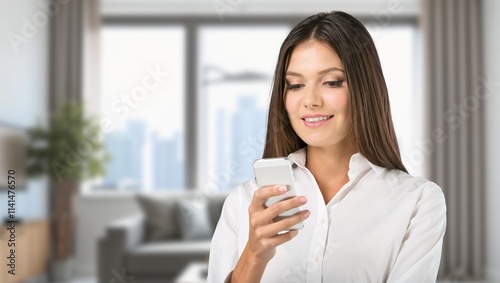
[285,40,351,150]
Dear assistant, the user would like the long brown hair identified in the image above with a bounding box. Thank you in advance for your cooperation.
[263,11,408,173]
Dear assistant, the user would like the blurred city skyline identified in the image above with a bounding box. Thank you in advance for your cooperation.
[99,95,265,191]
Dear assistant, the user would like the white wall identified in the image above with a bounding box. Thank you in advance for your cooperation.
[483,0,500,280]
[0,0,49,221]
[0,0,48,127]
[74,194,142,276]
[102,0,420,17]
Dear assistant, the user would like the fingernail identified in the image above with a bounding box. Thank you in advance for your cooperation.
[278,186,287,193]
[304,210,311,218]
[299,196,307,204]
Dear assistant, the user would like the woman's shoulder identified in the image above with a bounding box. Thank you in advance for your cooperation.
[381,169,445,200]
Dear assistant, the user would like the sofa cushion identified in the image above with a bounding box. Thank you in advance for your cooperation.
[124,241,211,276]
[136,195,180,241]
[176,198,213,240]
[207,195,226,231]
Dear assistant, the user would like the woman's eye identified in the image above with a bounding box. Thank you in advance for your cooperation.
[324,80,344,87]
[286,84,303,90]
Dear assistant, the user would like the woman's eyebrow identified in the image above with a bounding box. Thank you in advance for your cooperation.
[318,67,345,75]
[286,67,345,77]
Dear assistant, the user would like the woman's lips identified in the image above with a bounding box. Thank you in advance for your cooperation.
[301,115,333,128]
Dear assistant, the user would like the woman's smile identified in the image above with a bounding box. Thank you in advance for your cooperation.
[301,114,334,128]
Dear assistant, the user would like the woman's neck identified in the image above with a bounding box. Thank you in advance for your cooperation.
[305,143,358,203]
[306,144,357,174]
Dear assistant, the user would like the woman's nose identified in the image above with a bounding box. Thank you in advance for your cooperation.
[303,86,322,108]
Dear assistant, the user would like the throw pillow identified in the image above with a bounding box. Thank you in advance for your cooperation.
[176,198,213,240]
[135,195,180,241]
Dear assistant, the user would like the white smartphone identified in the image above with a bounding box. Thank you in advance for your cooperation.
[253,157,304,230]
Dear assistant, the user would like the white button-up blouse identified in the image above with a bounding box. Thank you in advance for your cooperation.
[207,148,447,283]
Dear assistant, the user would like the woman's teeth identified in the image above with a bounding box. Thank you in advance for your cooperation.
[304,116,333,122]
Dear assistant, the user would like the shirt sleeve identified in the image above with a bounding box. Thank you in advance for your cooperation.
[207,189,241,283]
[386,182,447,283]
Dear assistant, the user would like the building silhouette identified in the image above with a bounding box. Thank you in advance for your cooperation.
[101,96,264,192]
[152,131,184,190]
[228,95,266,189]
[102,120,145,191]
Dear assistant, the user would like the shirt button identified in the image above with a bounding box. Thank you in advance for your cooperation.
[321,218,325,224]
[315,255,320,261]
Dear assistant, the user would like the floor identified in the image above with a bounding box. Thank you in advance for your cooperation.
[66,279,95,283]
[29,277,490,283]
[60,278,491,283]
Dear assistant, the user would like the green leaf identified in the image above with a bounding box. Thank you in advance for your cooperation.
[25,102,110,181]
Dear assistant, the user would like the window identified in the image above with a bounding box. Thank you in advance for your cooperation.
[90,18,420,193]
[91,26,185,192]
[197,26,291,192]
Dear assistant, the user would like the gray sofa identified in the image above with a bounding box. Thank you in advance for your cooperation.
[97,192,227,283]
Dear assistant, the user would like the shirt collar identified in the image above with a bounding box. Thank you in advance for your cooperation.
[287,147,386,177]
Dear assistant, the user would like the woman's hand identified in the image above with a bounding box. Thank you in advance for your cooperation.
[229,185,310,283]
[247,186,310,263]
[247,184,310,263]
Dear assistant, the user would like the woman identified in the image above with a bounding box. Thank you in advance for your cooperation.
[207,11,446,283]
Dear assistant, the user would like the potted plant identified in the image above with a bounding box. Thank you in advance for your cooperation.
[26,102,109,281]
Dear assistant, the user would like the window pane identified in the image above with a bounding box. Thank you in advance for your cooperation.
[370,25,421,175]
[198,26,291,192]
[93,26,185,192]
